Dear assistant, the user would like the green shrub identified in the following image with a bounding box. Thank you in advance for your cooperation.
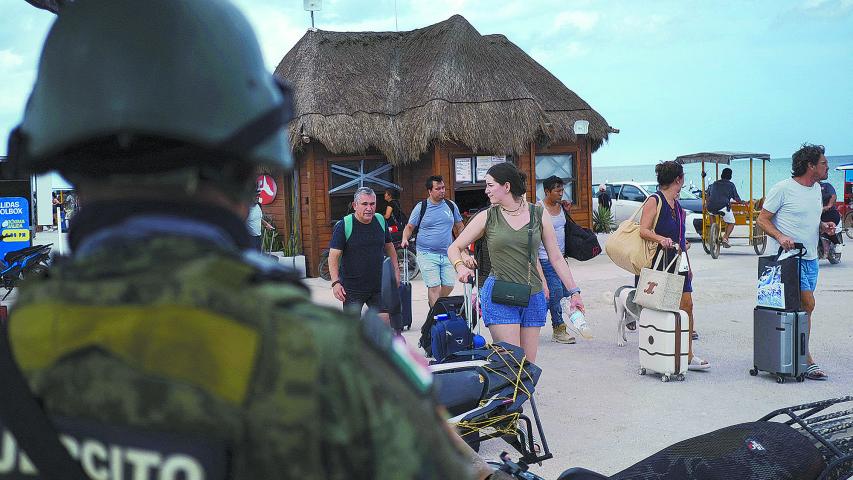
[261,216,284,253]
[592,206,616,233]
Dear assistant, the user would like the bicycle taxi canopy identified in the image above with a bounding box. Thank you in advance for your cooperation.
[674,151,771,259]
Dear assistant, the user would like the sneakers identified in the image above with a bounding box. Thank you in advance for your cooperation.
[561,298,593,339]
[552,324,576,344]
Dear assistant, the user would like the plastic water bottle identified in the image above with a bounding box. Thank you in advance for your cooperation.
[568,309,585,327]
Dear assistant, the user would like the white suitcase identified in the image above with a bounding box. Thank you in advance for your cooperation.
[638,308,689,382]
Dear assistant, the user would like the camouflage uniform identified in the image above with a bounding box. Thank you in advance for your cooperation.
[8,204,473,479]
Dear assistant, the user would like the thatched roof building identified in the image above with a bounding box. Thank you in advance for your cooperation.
[272,14,613,277]
[275,14,611,164]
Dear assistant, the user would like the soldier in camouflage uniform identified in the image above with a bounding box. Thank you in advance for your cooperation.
[3,0,493,478]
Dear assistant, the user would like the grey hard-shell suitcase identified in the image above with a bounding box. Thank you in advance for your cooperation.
[750,308,809,383]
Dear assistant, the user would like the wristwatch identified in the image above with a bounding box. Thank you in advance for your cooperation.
[566,287,581,297]
[331,280,341,288]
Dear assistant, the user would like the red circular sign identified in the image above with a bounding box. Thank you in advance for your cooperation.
[256,175,277,205]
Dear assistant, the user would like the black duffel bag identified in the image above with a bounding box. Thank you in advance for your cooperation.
[564,213,601,261]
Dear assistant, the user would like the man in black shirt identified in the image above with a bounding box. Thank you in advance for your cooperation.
[820,181,841,225]
[329,187,399,321]
[707,168,742,247]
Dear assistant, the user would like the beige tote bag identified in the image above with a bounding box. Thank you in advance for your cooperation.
[604,195,662,275]
[634,249,685,312]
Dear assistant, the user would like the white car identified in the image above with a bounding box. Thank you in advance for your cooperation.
[593,181,702,240]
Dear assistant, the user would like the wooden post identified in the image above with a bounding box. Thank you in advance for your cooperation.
[305,143,319,277]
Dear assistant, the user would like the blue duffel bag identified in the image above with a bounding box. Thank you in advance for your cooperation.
[430,311,473,362]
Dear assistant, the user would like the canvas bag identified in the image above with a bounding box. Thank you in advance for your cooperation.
[605,194,663,275]
[757,245,805,310]
[635,248,685,312]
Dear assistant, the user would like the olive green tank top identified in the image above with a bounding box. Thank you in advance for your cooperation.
[485,204,543,294]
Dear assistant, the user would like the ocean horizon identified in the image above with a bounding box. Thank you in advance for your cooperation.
[592,154,852,199]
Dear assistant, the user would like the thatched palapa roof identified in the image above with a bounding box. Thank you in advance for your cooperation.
[275,15,612,165]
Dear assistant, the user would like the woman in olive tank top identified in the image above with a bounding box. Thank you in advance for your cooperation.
[448,162,586,362]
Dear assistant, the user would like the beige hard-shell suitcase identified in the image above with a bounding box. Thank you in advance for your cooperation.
[638,308,689,382]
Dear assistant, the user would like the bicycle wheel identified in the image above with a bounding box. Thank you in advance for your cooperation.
[845,211,853,240]
[753,225,767,255]
[701,223,712,254]
[397,248,419,281]
[709,223,721,259]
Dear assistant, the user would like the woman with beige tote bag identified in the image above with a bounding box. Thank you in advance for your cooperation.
[635,161,710,372]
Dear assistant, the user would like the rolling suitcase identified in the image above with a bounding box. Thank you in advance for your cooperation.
[399,249,413,330]
[750,308,809,383]
[638,308,689,382]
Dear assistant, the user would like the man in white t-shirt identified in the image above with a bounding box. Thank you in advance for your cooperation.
[758,143,837,380]
[246,189,273,250]
[537,176,588,343]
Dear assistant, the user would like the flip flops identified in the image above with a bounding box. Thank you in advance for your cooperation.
[806,364,829,380]
[688,356,710,371]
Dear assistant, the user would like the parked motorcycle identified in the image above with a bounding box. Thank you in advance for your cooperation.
[817,231,844,265]
[432,343,551,466]
[492,396,853,480]
[0,243,52,300]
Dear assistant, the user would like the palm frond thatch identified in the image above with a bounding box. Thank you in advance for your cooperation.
[275,15,611,165]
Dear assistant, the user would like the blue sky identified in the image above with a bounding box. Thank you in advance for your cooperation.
[1,0,851,166]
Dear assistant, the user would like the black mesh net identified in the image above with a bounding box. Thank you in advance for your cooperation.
[610,422,826,480]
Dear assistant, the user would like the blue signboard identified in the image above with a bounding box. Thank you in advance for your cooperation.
[0,197,32,259]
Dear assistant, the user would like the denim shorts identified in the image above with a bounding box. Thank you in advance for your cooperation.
[800,259,819,292]
[416,251,455,288]
[479,276,547,328]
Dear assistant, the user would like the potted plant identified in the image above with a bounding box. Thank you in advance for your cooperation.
[592,206,616,233]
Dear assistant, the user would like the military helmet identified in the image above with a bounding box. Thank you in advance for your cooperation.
[7,0,293,176]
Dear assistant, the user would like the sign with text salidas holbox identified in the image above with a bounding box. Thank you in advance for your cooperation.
[0,197,32,258]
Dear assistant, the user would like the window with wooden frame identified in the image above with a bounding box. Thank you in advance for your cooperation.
[535,153,577,204]
[328,159,399,222]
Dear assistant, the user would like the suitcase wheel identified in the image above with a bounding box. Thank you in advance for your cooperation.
[749,368,758,376]
[638,368,647,376]
[676,374,685,382]
[776,376,785,384]
[661,375,670,383]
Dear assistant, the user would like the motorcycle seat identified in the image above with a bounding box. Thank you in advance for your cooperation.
[556,467,609,480]
[4,244,50,264]
[433,367,489,416]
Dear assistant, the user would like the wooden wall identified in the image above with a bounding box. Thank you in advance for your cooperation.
[288,138,594,277]
[258,169,289,242]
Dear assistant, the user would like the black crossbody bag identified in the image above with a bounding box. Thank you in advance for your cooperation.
[491,204,534,307]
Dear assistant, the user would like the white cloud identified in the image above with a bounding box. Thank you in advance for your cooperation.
[798,0,853,15]
[553,11,599,33]
[0,49,24,69]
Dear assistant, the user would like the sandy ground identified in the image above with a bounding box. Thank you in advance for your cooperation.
[304,233,853,478]
[21,230,853,478]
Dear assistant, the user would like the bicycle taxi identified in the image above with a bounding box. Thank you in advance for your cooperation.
[838,162,853,240]
[674,151,769,259]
